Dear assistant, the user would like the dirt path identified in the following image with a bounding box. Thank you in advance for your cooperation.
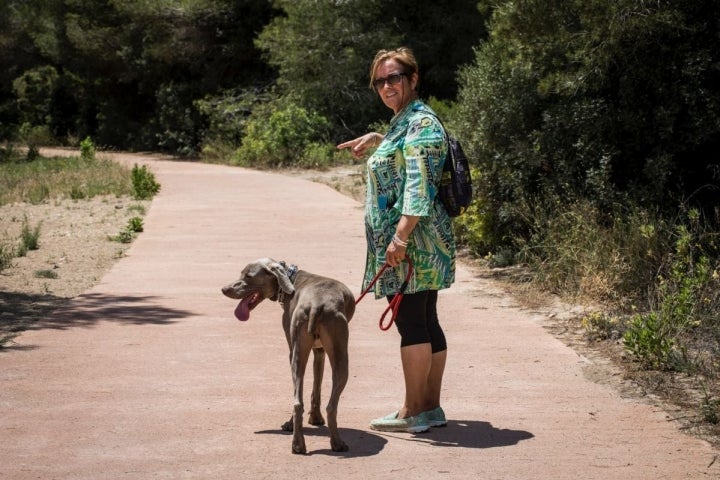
[1,152,718,479]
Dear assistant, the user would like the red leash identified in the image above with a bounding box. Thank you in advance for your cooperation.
[355,256,414,331]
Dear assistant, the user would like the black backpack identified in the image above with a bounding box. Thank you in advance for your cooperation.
[439,135,473,217]
[425,111,473,217]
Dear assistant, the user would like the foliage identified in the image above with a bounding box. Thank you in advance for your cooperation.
[130,163,161,200]
[195,86,275,161]
[233,98,331,168]
[0,0,276,154]
[516,200,668,305]
[12,65,59,128]
[0,0,489,154]
[18,217,42,256]
[110,216,144,244]
[254,0,489,142]
[109,229,135,244]
[623,210,719,371]
[127,217,144,233]
[79,136,95,161]
[455,0,720,252]
[18,123,54,155]
[255,0,398,141]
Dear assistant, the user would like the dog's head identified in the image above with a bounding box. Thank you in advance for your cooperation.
[221,258,296,321]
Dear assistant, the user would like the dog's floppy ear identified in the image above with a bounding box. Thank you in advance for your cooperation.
[265,260,295,295]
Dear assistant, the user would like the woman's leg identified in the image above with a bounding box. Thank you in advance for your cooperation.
[391,290,447,418]
[399,342,432,417]
[425,349,447,409]
[425,290,447,410]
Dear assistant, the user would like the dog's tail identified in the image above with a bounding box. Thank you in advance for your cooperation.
[308,305,346,335]
[308,306,319,336]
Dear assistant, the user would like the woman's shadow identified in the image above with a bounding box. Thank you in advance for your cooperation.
[418,419,534,449]
[257,419,533,456]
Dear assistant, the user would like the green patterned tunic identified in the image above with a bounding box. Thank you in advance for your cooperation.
[363,99,456,298]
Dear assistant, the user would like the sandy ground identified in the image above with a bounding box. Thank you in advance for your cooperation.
[0,195,149,299]
[1,150,718,479]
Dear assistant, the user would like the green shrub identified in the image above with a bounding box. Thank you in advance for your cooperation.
[623,311,676,370]
[623,211,718,371]
[18,217,41,254]
[109,229,135,244]
[233,99,330,168]
[131,164,160,200]
[127,217,144,233]
[80,136,95,161]
[297,142,335,169]
[195,87,264,156]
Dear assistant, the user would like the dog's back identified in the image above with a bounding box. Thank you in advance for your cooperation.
[290,271,354,335]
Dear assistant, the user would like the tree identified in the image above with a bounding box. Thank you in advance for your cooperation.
[456,0,720,247]
[254,0,491,141]
[0,0,276,153]
[255,0,400,139]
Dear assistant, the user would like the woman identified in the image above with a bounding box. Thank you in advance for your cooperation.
[337,47,456,433]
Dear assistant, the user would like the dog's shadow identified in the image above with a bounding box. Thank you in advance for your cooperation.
[255,419,533,456]
[255,425,388,457]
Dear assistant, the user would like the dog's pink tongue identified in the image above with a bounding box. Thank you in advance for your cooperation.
[234,297,252,321]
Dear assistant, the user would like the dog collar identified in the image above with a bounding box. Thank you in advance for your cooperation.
[277,262,299,305]
[286,264,299,283]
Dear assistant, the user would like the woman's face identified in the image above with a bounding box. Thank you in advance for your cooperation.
[374,59,417,114]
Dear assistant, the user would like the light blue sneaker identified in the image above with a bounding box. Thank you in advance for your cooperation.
[369,411,430,433]
[425,406,447,427]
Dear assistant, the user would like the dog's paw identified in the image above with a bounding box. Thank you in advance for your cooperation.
[292,440,307,455]
[308,411,325,426]
[331,438,349,452]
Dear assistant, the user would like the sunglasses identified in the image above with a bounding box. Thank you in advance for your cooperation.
[373,73,406,90]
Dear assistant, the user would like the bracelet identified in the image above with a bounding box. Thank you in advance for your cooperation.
[392,234,408,248]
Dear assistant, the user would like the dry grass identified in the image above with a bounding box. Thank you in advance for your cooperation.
[0,154,132,206]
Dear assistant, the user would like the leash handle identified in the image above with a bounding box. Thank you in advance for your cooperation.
[356,256,414,331]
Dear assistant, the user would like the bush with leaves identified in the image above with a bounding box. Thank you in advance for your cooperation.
[131,164,161,200]
[624,210,720,371]
[456,0,720,252]
[233,98,331,168]
[80,136,95,161]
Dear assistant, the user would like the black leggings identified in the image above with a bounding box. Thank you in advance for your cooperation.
[386,290,447,353]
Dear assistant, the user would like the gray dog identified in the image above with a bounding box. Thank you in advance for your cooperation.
[222,258,355,454]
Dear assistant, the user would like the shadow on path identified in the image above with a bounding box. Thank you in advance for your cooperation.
[255,420,533,456]
[1,291,193,335]
[421,420,534,448]
[255,426,389,457]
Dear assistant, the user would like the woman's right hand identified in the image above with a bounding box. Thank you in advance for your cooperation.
[337,132,382,159]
